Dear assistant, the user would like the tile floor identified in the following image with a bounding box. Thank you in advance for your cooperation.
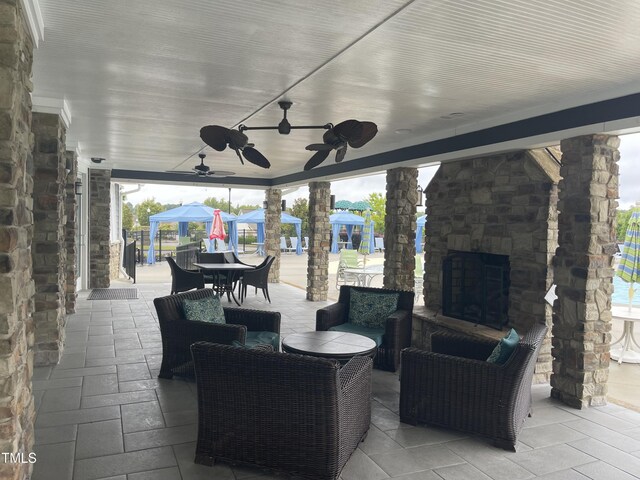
[32,281,640,480]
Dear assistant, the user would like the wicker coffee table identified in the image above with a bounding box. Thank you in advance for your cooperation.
[281,331,376,363]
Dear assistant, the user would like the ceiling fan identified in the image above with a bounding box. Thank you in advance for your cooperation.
[169,153,235,178]
[199,101,378,171]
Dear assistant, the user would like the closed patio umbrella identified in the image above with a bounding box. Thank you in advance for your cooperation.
[617,209,640,311]
[209,209,227,242]
[359,209,372,267]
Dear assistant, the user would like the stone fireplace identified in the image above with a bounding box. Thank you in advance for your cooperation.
[413,148,560,382]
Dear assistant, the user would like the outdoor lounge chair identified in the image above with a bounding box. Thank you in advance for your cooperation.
[166,256,205,294]
[375,237,385,252]
[289,236,299,253]
[190,341,372,480]
[153,288,281,379]
[399,323,548,450]
[414,254,424,303]
[336,249,362,289]
[316,285,415,372]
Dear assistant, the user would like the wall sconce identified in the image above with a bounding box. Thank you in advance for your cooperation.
[416,185,423,207]
[74,180,82,196]
[281,200,286,211]
[262,200,268,209]
[330,194,335,209]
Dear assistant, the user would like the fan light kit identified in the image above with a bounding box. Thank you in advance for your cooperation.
[200,101,378,171]
[168,153,235,178]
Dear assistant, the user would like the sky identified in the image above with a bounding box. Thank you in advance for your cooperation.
[123,132,640,210]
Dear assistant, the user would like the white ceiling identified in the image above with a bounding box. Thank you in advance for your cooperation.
[31,0,640,187]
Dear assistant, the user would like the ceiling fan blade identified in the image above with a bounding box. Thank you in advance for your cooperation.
[335,146,347,163]
[242,147,271,169]
[233,148,244,165]
[333,119,363,142]
[348,121,378,148]
[226,129,249,149]
[305,143,332,151]
[303,150,331,171]
[165,171,196,175]
[200,125,228,151]
[206,170,236,177]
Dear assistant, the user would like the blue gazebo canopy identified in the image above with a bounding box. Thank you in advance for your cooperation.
[416,215,427,253]
[146,202,238,264]
[329,212,375,254]
[236,208,303,255]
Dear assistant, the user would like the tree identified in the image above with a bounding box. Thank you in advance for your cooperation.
[204,196,231,214]
[135,198,164,227]
[617,209,633,242]
[122,202,134,231]
[366,192,386,235]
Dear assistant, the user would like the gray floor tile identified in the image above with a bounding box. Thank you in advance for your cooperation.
[32,376,83,391]
[33,389,45,412]
[387,425,467,448]
[509,444,595,476]
[128,467,182,480]
[358,426,404,455]
[341,448,390,480]
[57,352,87,369]
[163,409,198,427]
[523,405,582,429]
[117,362,151,381]
[172,442,235,480]
[50,365,117,379]
[32,441,75,480]
[35,405,120,428]
[518,423,587,449]
[434,462,492,480]
[121,400,165,433]
[82,373,119,396]
[76,419,124,459]
[387,472,442,480]
[558,406,637,431]
[568,437,640,477]
[86,345,116,359]
[39,386,82,413]
[564,418,640,452]
[574,460,639,480]
[533,470,590,480]
[118,378,160,393]
[89,325,114,336]
[124,423,197,451]
[73,446,176,480]
[32,366,52,380]
[370,449,431,477]
[405,444,466,470]
[80,389,156,408]
[34,424,77,445]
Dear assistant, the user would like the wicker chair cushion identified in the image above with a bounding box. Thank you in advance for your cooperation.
[182,295,226,324]
[245,331,280,350]
[329,322,385,346]
[231,340,275,352]
[348,289,399,328]
[487,328,519,364]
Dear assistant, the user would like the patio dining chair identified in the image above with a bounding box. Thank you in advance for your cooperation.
[414,254,424,303]
[166,256,205,294]
[241,255,276,302]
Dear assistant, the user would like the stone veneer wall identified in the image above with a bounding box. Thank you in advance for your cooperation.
[109,241,121,282]
[264,189,282,283]
[31,112,67,366]
[551,135,619,408]
[0,2,36,478]
[384,168,419,291]
[89,169,111,288]
[422,149,560,382]
[64,150,77,313]
[306,182,331,301]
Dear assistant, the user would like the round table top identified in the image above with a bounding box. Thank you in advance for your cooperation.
[281,331,377,360]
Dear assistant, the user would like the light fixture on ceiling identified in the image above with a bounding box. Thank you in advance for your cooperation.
[281,200,286,212]
[91,157,105,163]
[330,194,335,210]
[167,153,235,178]
[262,200,268,210]
[199,101,378,172]
[74,180,82,196]
[416,185,424,207]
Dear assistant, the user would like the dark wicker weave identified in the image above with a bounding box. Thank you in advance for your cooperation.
[399,323,548,450]
[166,256,205,294]
[153,288,281,379]
[190,341,372,480]
[316,285,415,372]
[241,255,275,302]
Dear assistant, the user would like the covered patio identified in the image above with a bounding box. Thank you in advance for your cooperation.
[30,280,640,480]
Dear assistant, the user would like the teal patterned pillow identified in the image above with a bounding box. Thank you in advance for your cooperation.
[487,328,519,364]
[348,289,400,329]
[182,295,225,324]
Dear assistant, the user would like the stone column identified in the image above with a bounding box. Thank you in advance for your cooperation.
[551,134,619,408]
[264,188,281,283]
[307,182,331,300]
[0,2,36,479]
[64,150,78,313]
[89,169,111,288]
[384,167,419,291]
[31,112,67,365]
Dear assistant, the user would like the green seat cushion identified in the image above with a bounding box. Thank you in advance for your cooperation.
[348,289,400,329]
[487,328,519,365]
[245,331,280,351]
[231,340,274,352]
[182,295,225,324]
[328,322,385,347]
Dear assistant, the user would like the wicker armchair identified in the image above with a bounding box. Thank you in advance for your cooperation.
[316,285,414,372]
[399,323,548,450]
[166,256,204,294]
[190,341,372,480]
[153,288,281,379]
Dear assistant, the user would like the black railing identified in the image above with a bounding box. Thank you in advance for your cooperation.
[123,240,137,283]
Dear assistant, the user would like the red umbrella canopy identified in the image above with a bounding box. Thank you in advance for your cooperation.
[209,209,227,240]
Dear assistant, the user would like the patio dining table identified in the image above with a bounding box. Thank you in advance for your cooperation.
[193,262,256,306]
[343,264,384,287]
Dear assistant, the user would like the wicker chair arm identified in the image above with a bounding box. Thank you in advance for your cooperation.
[163,320,247,347]
[430,331,497,360]
[316,303,347,331]
[338,356,373,393]
[223,307,281,333]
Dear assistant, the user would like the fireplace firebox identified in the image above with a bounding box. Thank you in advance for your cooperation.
[442,251,510,330]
